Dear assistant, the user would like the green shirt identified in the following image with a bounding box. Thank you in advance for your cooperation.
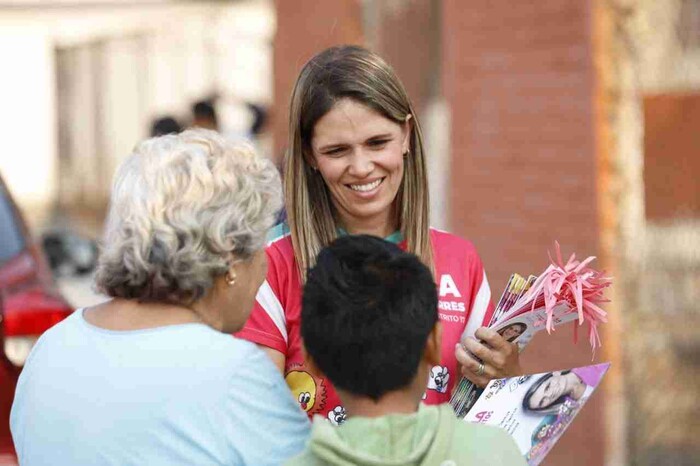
[286,404,526,466]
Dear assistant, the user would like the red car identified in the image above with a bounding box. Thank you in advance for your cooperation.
[0,176,74,462]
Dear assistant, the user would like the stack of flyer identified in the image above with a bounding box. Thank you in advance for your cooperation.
[451,272,583,417]
[450,244,612,465]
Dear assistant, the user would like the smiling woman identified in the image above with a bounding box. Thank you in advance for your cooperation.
[236,45,523,423]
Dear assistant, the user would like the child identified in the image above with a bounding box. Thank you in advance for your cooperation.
[287,235,525,465]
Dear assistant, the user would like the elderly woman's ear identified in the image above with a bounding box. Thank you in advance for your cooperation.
[225,269,237,286]
[224,259,239,287]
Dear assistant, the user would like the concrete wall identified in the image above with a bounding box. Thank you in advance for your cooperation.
[609,1,700,464]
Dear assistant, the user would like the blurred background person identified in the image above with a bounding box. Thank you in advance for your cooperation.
[150,115,182,137]
[10,129,309,466]
[191,100,219,131]
[246,102,269,141]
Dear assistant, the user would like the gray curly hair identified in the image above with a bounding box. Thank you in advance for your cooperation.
[95,129,282,304]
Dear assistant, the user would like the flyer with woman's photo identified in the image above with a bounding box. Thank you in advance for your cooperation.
[464,363,610,466]
[492,302,580,351]
[451,302,584,417]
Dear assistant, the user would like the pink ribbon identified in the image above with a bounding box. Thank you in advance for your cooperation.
[522,242,612,357]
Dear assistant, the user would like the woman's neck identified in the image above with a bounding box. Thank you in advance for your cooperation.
[338,209,398,239]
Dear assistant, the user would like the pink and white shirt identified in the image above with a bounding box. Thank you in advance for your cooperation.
[236,224,495,424]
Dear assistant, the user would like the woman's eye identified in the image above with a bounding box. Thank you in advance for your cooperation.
[322,147,346,157]
[368,139,390,148]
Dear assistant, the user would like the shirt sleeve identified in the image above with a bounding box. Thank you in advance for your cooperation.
[225,347,310,465]
[462,251,496,339]
[235,246,288,354]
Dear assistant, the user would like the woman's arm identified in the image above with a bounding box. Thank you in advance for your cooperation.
[258,345,286,373]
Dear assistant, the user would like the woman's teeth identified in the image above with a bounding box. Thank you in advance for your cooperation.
[349,178,382,192]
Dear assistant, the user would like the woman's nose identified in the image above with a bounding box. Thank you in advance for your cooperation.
[347,150,374,177]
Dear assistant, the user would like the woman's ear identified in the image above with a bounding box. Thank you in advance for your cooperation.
[402,114,413,154]
[424,321,442,366]
[304,151,318,171]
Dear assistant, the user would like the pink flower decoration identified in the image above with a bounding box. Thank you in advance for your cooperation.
[522,242,612,357]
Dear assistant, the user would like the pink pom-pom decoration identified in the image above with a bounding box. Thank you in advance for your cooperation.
[520,241,612,356]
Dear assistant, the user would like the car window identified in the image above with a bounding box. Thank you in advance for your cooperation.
[0,183,26,264]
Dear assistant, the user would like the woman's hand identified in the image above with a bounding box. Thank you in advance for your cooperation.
[455,327,522,388]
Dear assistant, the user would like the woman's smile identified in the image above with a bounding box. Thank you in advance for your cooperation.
[347,177,385,195]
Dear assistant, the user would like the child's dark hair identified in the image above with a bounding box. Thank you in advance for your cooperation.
[301,235,438,401]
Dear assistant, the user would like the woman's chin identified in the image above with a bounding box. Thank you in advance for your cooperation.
[340,196,396,219]
[344,207,394,225]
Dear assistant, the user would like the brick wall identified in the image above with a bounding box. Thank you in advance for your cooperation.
[371,0,438,115]
[271,0,363,163]
[442,1,604,465]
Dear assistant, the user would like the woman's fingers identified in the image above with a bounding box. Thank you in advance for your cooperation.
[475,327,509,351]
[461,334,496,365]
[456,327,523,386]
[454,343,491,388]
[473,327,516,371]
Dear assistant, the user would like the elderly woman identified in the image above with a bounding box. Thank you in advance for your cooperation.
[10,130,309,465]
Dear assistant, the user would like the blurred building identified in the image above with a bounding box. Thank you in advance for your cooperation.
[0,0,274,233]
[1,0,698,465]
[612,1,700,465]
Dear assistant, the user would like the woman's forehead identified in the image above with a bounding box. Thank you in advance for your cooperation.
[312,99,399,146]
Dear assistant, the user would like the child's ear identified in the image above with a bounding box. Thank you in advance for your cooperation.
[425,322,442,366]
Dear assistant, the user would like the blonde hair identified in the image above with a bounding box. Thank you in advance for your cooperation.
[95,129,282,304]
[286,45,433,280]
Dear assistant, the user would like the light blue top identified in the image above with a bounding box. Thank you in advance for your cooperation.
[11,309,310,466]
